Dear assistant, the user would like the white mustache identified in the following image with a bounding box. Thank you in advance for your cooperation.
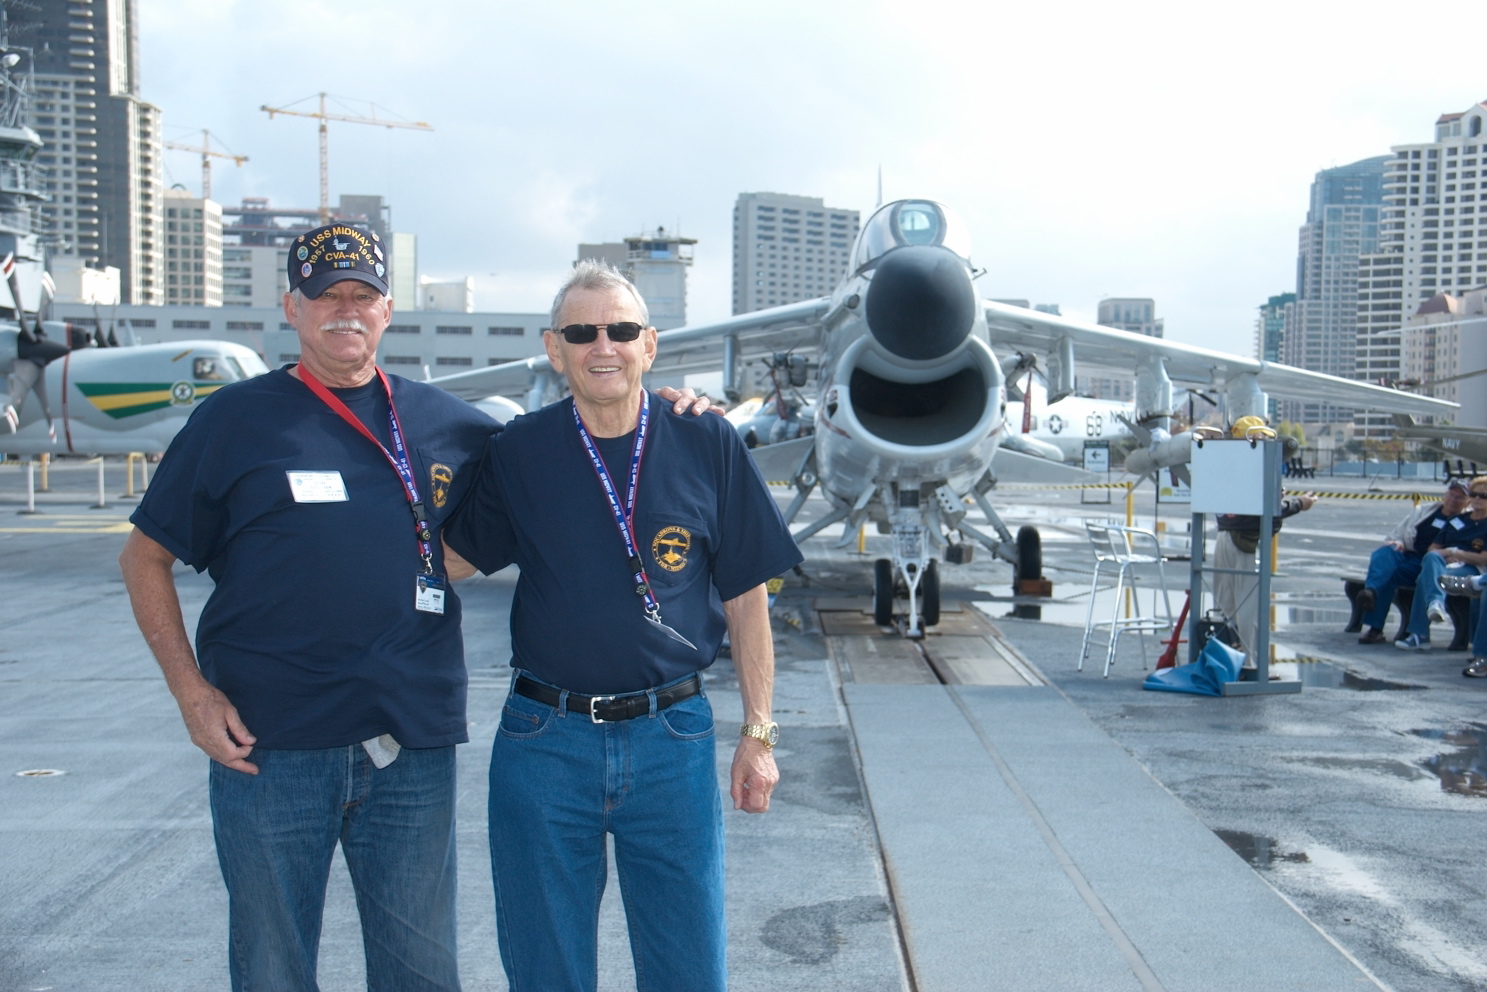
[319,320,367,333]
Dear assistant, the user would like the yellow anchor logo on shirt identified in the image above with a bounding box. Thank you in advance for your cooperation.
[430,463,453,509]
[652,526,692,572]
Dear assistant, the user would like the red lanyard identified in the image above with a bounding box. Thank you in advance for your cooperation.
[297,365,435,573]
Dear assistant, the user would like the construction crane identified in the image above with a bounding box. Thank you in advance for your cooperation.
[162,129,248,200]
[261,92,433,223]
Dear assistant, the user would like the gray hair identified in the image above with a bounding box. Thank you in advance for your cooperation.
[549,259,649,330]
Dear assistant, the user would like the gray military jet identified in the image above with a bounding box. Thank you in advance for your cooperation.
[432,199,1454,636]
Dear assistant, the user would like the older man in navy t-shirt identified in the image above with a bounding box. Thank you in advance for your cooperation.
[446,260,801,992]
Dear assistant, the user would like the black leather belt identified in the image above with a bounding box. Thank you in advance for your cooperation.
[513,674,701,724]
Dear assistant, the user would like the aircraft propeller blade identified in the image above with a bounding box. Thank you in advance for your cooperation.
[1021,365,1034,434]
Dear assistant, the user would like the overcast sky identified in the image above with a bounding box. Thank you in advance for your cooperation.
[138,0,1486,347]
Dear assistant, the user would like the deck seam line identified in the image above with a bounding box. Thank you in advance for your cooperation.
[946,685,1169,992]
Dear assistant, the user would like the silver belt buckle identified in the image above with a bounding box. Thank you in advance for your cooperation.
[589,695,616,724]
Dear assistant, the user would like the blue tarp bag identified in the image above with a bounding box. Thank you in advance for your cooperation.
[1143,637,1245,696]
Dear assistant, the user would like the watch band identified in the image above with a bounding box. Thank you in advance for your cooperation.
[740,721,779,749]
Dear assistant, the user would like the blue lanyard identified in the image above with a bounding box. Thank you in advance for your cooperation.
[572,393,661,620]
[299,365,436,573]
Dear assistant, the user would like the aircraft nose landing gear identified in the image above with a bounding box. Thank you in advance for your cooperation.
[872,557,941,635]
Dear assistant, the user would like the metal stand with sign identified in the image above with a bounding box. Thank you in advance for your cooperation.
[1187,437,1301,696]
[1081,441,1111,504]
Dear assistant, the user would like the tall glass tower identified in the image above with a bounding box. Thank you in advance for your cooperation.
[1286,155,1388,425]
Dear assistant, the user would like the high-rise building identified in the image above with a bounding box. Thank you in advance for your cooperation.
[732,192,858,314]
[1403,289,1487,426]
[419,277,473,313]
[1256,292,1296,420]
[1358,101,1487,437]
[578,227,695,329]
[220,195,410,306]
[1097,298,1163,337]
[1286,156,1388,426]
[1081,298,1163,401]
[391,232,417,307]
[1256,292,1296,363]
[220,244,283,308]
[163,188,221,306]
[17,0,165,304]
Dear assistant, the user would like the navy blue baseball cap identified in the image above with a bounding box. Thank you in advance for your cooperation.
[288,224,389,298]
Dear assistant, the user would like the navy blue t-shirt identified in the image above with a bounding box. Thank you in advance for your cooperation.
[1412,509,1456,555]
[445,393,803,694]
[1436,512,1487,553]
[131,367,498,749]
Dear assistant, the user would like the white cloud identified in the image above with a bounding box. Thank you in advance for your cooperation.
[138,0,1487,341]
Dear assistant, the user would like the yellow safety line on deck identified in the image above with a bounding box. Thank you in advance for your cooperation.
[0,515,132,534]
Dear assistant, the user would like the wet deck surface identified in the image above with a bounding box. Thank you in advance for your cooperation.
[3,461,1486,990]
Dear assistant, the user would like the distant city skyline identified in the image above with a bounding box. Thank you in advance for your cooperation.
[101,0,1487,344]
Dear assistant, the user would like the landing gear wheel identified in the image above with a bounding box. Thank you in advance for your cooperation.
[873,558,894,626]
[921,559,941,628]
[1014,525,1042,591]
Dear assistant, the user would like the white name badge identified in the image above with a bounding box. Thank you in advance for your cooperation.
[287,470,349,503]
[415,573,446,615]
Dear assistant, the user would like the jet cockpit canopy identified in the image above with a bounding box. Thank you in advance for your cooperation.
[851,199,972,274]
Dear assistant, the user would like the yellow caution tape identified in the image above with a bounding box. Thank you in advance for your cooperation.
[1289,491,1421,501]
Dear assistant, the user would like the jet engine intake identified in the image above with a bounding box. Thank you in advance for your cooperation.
[849,365,986,446]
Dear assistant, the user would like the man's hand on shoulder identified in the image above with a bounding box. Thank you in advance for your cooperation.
[442,539,478,581]
[655,385,717,417]
[730,736,778,813]
[175,679,258,774]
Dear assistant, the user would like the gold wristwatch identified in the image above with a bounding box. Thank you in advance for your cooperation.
[740,722,779,749]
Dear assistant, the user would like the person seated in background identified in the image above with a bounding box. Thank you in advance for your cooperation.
[1356,478,1470,644]
[1442,570,1487,676]
[1396,476,1487,651]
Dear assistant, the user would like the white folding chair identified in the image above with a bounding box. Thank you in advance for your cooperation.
[1078,522,1123,671]
[1082,525,1176,677]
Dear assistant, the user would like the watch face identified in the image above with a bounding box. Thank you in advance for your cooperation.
[765,723,779,746]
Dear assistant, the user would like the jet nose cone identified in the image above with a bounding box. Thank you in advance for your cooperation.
[864,245,976,362]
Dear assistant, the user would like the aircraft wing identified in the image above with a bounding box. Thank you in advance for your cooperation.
[1392,413,1487,442]
[984,300,1456,417]
[428,298,830,402]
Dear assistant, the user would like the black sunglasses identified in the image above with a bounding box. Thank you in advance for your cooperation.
[1471,491,1487,499]
[556,322,644,344]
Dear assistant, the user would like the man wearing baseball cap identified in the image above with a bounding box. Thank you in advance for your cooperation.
[1355,477,1470,645]
[119,222,489,990]
[117,223,709,989]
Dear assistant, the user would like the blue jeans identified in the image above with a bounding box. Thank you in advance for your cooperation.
[488,674,725,992]
[210,745,460,992]
[1470,594,1487,658]
[1406,551,1481,639]
[1362,546,1424,630]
